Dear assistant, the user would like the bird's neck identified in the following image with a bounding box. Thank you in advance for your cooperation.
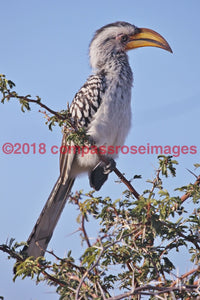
[95,52,133,86]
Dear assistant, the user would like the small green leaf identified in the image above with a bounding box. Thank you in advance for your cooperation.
[194,163,200,169]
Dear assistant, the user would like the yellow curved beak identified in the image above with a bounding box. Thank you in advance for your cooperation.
[125,28,172,53]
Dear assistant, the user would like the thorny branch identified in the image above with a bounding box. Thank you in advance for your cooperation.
[75,229,130,300]
[0,244,23,262]
[75,246,104,300]
[7,92,68,121]
[105,284,199,300]
[180,175,200,204]
[171,266,200,287]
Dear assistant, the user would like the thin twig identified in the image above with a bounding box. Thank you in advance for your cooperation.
[81,215,91,248]
[41,268,66,287]
[186,168,198,179]
[45,249,86,273]
[105,284,198,300]
[0,245,23,262]
[97,151,140,199]
[171,266,200,287]
[8,92,67,121]
[113,167,140,199]
[97,281,107,300]
[180,175,200,204]
[75,247,104,300]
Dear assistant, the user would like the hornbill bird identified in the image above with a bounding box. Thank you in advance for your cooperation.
[24,21,172,258]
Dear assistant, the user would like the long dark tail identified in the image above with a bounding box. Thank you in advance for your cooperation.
[23,176,75,258]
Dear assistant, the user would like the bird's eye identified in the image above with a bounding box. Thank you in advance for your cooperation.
[121,35,129,43]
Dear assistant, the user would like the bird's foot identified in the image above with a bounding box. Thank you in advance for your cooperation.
[89,158,116,191]
[103,158,116,174]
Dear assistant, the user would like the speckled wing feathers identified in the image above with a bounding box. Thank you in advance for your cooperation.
[59,74,107,183]
[69,74,107,128]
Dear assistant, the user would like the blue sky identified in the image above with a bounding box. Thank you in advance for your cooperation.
[0,0,200,299]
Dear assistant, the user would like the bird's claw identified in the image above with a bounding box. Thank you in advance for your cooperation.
[103,158,116,174]
[89,158,116,191]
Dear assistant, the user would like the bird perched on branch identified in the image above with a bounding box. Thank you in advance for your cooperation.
[24,21,172,258]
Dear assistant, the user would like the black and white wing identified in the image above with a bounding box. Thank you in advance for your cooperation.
[60,74,106,182]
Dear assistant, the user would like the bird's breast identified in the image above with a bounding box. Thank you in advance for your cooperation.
[87,78,132,157]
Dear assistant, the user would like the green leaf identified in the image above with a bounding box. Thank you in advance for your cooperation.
[194,163,200,169]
